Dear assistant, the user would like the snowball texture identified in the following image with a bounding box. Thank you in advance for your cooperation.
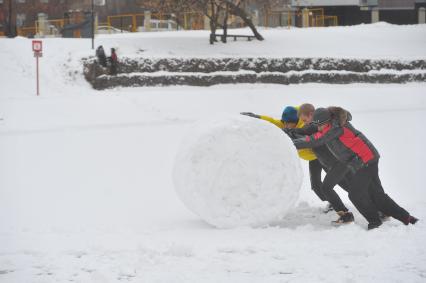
[173,115,303,228]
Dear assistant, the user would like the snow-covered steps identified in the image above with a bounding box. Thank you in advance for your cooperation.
[83,57,426,89]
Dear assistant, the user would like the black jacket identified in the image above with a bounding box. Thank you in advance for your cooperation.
[294,108,380,173]
[287,124,338,171]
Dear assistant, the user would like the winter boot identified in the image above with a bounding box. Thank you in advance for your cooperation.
[367,221,382,230]
[332,211,354,226]
[404,216,419,225]
[323,203,334,214]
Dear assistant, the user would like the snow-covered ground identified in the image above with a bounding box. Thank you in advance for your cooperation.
[0,24,426,282]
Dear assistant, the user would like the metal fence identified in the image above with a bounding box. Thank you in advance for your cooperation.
[12,8,339,38]
[36,19,64,36]
[263,8,338,28]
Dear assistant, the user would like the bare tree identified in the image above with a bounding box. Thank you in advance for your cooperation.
[225,0,264,41]
[152,0,264,44]
[221,1,229,43]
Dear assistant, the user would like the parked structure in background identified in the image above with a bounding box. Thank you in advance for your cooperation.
[1,0,425,38]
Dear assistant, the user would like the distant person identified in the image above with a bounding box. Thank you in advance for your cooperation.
[96,45,107,68]
[108,47,118,75]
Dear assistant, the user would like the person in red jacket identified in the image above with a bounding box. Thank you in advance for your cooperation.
[294,107,418,230]
[108,48,118,75]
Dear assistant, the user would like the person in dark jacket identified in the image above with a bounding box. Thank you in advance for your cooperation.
[96,45,107,68]
[294,104,331,212]
[293,107,418,229]
[288,104,354,224]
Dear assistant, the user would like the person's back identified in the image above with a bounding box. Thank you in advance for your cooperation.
[96,46,107,67]
[297,107,379,173]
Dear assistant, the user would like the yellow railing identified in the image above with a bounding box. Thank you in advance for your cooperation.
[107,14,141,32]
[316,15,338,27]
[107,13,190,32]
[264,10,293,28]
[17,27,37,37]
[107,13,175,32]
[134,14,145,30]
[264,8,337,28]
[35,19,64,36]
[307,8,325,27]
[182,12,204,30]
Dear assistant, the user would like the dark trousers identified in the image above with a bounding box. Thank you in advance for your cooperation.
[321,163,350,212]
[309,160,349,213]
[346,164,381,225]
[347,161,410,225]
[309,159,326,201]
[367,162,410,224]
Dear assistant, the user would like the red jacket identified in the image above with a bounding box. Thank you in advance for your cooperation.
[111,52,117,62]
[295,121,379,172]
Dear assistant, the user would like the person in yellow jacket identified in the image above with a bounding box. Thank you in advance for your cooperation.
[241,105,331,211]
[241,106,316,160]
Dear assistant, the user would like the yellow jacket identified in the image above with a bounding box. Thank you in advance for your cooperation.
[259,115,317,161]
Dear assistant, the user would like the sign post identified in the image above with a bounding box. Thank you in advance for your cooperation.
[32,40,43,96]
[92,0,106,49]
[91,0,94,49]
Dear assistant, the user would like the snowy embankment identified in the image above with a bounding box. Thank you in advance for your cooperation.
[82,23,426,88]
[0,23,426,282]
[85,57,426,89]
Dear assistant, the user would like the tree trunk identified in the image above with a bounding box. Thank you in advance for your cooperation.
[222,2,229,43]
[7,0,15,37]
[209,0,216,44]
[226,0,264,41]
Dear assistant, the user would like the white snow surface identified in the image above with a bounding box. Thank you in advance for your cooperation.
[0,24,426,282]
[173,115,303,228]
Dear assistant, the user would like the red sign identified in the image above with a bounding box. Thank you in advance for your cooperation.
[32,40,42,52]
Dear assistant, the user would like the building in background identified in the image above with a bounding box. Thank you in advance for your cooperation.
[378,0,426,24]
[1,0,425,37]
[290,0,426,25]
[0,0,148,37]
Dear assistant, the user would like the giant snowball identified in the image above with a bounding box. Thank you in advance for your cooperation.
[173,115,303,228]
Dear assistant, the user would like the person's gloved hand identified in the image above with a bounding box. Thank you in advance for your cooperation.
[283,128,297,139]
[240,112,260,119]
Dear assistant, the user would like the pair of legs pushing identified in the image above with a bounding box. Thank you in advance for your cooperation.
[310,159,351,213]
[320,160,414,228]
[348,161,412,227]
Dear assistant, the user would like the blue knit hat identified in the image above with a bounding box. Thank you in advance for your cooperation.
[281,106,299,123]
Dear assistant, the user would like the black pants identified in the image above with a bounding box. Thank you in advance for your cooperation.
[347,161,410,225]
[367,162,410,224]
[309,159,326,201]
[321,163,350,212]
[310,159,349,212]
